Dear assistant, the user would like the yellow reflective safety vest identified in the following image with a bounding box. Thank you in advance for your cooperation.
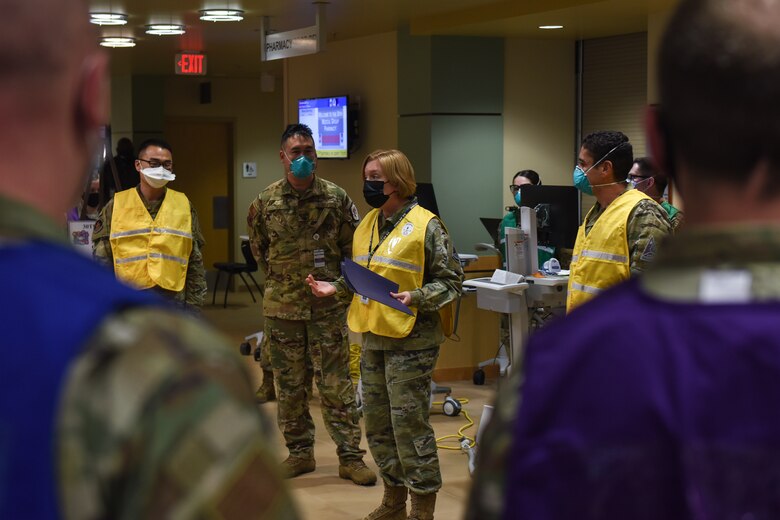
[109,188,193,292]
[566,189,651,312]
[348,204,434,338]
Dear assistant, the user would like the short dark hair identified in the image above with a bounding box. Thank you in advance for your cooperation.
[514,170,541,186]
[137,138,172,157]
[581,131,633,181]
[633,157,657,177]
[634,157,668,194]
[117,137,134,158]
[281,124,314,148]
[659,0,780,195]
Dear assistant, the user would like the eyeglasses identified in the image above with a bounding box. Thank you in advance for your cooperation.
[627,174,650,183]
[138,158,174,170]
[509,184,523,194]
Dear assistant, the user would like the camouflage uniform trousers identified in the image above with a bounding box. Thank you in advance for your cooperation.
[265,308,364,463]
[259,333,313,396]
[361,346,441,495]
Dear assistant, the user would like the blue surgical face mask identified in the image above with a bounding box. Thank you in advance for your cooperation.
[285,152,315,179]
[573,165,594,196]
[514,191,522,206]
[629,176,652,191]
[574,142,629,195]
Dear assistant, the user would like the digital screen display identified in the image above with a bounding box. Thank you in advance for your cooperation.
[298,96,349,159]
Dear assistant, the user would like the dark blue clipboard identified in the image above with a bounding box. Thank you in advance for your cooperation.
[341,258,413,315]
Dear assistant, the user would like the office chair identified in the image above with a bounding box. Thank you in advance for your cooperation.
[212,240,263,308]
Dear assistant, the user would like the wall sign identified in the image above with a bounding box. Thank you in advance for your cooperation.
[176,53,207,75]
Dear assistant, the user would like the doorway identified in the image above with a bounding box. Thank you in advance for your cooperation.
[164,119,234,269]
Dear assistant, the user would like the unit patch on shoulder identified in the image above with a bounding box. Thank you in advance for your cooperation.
[402,223,414,236]
[351,204,360,222]
[639,236,657,262]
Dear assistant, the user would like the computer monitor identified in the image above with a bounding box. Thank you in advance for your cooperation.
[415,182,440,217]
[479,217,502,245]
[517,185,579,250]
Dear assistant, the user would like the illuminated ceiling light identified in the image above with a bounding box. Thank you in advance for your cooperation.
[145,24,186,35]
[539,25,564,30]
[199,9,244,22]
[90,12,128,25]
[99,36,136,48]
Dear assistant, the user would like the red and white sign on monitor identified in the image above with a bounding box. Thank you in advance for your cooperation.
[175,53,207,75]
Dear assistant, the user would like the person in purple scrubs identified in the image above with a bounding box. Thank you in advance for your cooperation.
[467,0,780,518]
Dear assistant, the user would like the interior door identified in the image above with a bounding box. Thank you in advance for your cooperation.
[164,119,233,269]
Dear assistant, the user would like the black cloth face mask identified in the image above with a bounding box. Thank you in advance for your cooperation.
[363,180,389,208]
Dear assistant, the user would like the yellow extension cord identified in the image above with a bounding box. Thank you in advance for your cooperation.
[431,398,475,450]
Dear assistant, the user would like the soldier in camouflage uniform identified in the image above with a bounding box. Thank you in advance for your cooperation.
[566,131,672,312]
[0,3,296,518]
[247,123,376,485]
[308,149,464,520]
[93,138,207,311]
[629,156,685,231]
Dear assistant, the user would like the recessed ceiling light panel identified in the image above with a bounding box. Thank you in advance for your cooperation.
[539,25,564,30]
[146,24,186,35]
[99,36,136,48]
[199,9,244,22]
[90,12,128,26]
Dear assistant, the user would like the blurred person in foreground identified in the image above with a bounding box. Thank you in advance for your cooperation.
[467,0,780,518]
[630,155,685,230]
[0,1,296,518]
[308,149,463,520]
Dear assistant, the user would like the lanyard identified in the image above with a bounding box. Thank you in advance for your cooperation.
[367,201,418,265]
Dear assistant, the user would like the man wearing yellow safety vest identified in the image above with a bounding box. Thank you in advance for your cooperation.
[567,131,672,312]
[93,138,207,311]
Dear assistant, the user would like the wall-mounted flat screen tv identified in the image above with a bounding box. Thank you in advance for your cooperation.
[298,95,349,159]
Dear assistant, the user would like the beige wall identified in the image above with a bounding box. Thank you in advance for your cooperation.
[285,31,399,217]
[503,38,576,210]
[163,76,284,261]
[109,74,134,149]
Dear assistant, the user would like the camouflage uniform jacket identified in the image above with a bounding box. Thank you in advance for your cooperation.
[661,200,685,231]
[584,186,672,275]
[92,185,207,308]
[248,175,359,320]
[333,198,464,351]
[0,195,298,520]
[466,224,780,519]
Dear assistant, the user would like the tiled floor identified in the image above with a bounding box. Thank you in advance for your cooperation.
[202,291,499,520]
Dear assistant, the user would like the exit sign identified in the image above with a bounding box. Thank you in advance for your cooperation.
[175,53,207,75]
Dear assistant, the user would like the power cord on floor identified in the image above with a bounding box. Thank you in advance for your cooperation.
[431,398,475,450]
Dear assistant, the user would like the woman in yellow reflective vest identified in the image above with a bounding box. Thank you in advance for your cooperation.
[307,149,463,520]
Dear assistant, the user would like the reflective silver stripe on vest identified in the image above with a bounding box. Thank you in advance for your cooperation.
[110,227,152,239]
[115,254,148,265]
[369,255,422,272]
[354,255,371,264]
[570,281,602,295]
[152,227,193,239]
[570,254,578,263]
[580,249,628,263]
[149,252,188,265]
